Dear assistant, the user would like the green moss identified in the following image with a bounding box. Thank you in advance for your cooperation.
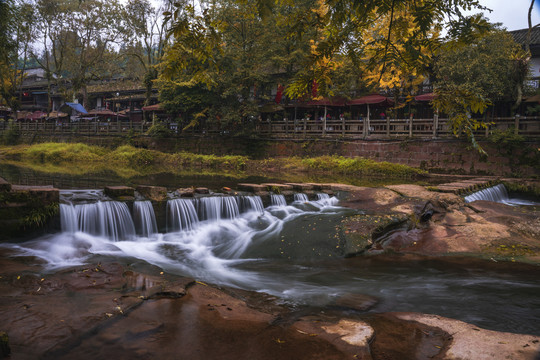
[301,155,425,178]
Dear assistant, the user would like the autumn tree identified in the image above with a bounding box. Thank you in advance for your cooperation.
[433,25,527,150]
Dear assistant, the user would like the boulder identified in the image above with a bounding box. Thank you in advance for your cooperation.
[195,187,210,194]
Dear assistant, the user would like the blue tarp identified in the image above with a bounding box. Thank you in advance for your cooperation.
[65,102,88,114]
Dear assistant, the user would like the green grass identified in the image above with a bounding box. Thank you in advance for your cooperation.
[0,143,425,180]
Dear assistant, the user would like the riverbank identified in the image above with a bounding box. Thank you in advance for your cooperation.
[0,143,426,180]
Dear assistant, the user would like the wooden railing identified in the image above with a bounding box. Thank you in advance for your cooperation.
[1,116,539,139]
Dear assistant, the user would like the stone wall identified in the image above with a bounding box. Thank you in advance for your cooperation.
[0,178,60,240]
[19,133,540,177]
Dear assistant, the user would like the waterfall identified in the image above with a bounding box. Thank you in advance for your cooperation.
[237,196,264,214]
[60,201,136,241]
[294,193,309,202]
[197,196,240,221]
[465,184,509,203]
[464,184,538,206]
[270,194,287,207]
[316,193,330,200]
[60,204,78,233]
[167,198,199,231]
[133,201,158,236]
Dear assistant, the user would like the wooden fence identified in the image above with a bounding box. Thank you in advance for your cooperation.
[1,116,539,139]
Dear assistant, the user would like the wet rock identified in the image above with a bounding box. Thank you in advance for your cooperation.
[195,187,210,194]
[333,293,378,311]
[368,312,451,360]
[394,312,540,360]
[136,186,167,202]
[261,183,293,193]
[294,318,374,358]
[308,183,332,190]
[104,186,134,200]
[385,184,463,209]
[284,183,314,191]
[0,331,10,358]
[339,186,404,213]
[177,188,195,197]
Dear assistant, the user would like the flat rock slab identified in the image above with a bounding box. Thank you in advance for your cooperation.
[385,184,463,207]
[307,183,332,190]
[261,183,293,192]
[394,313,540,360]
[284,183,314,191]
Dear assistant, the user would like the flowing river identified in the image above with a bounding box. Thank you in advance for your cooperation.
[2,189,539,336]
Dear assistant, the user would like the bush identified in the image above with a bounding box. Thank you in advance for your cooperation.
[2,120,20,145]
[146,122,173,138]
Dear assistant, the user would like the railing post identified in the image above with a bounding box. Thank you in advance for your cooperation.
[432,110,439,139]
[409,114,413,138]
[514,114,520,135]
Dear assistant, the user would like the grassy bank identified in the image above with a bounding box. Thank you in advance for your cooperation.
[0,143,426,179]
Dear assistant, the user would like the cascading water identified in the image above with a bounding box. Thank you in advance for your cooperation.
[133,201,158,236]
[294,193,309,202]
[4,191,540,336]
[61,201,136,241]
[237,196,264,214]
[197,196,240,221]
[465,184,538,206]
[167,198,199,231]
[317,193,330,200]
[270,194,287,207]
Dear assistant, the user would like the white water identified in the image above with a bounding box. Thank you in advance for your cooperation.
[133,201,158,237]
[294,193,309,202]
[465,184,538,206]
[10,195,344,295]
[270,194,287,207]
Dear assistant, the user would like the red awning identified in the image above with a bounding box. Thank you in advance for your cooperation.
[415,92,437,102]
[348,95,394,106]
[142,103,163,111]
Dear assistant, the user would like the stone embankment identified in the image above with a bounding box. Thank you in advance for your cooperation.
[0,177,59,240]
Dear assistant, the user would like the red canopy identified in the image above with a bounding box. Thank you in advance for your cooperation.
[415,92,437,102]
[142,103,163,111]
[348,95,394,106]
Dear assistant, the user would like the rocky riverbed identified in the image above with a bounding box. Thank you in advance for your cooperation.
[1,182,539,359]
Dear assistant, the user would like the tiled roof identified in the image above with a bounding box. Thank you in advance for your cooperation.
[510,28,540,46]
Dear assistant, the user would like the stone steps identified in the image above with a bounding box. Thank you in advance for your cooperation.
[433,178,498,195]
